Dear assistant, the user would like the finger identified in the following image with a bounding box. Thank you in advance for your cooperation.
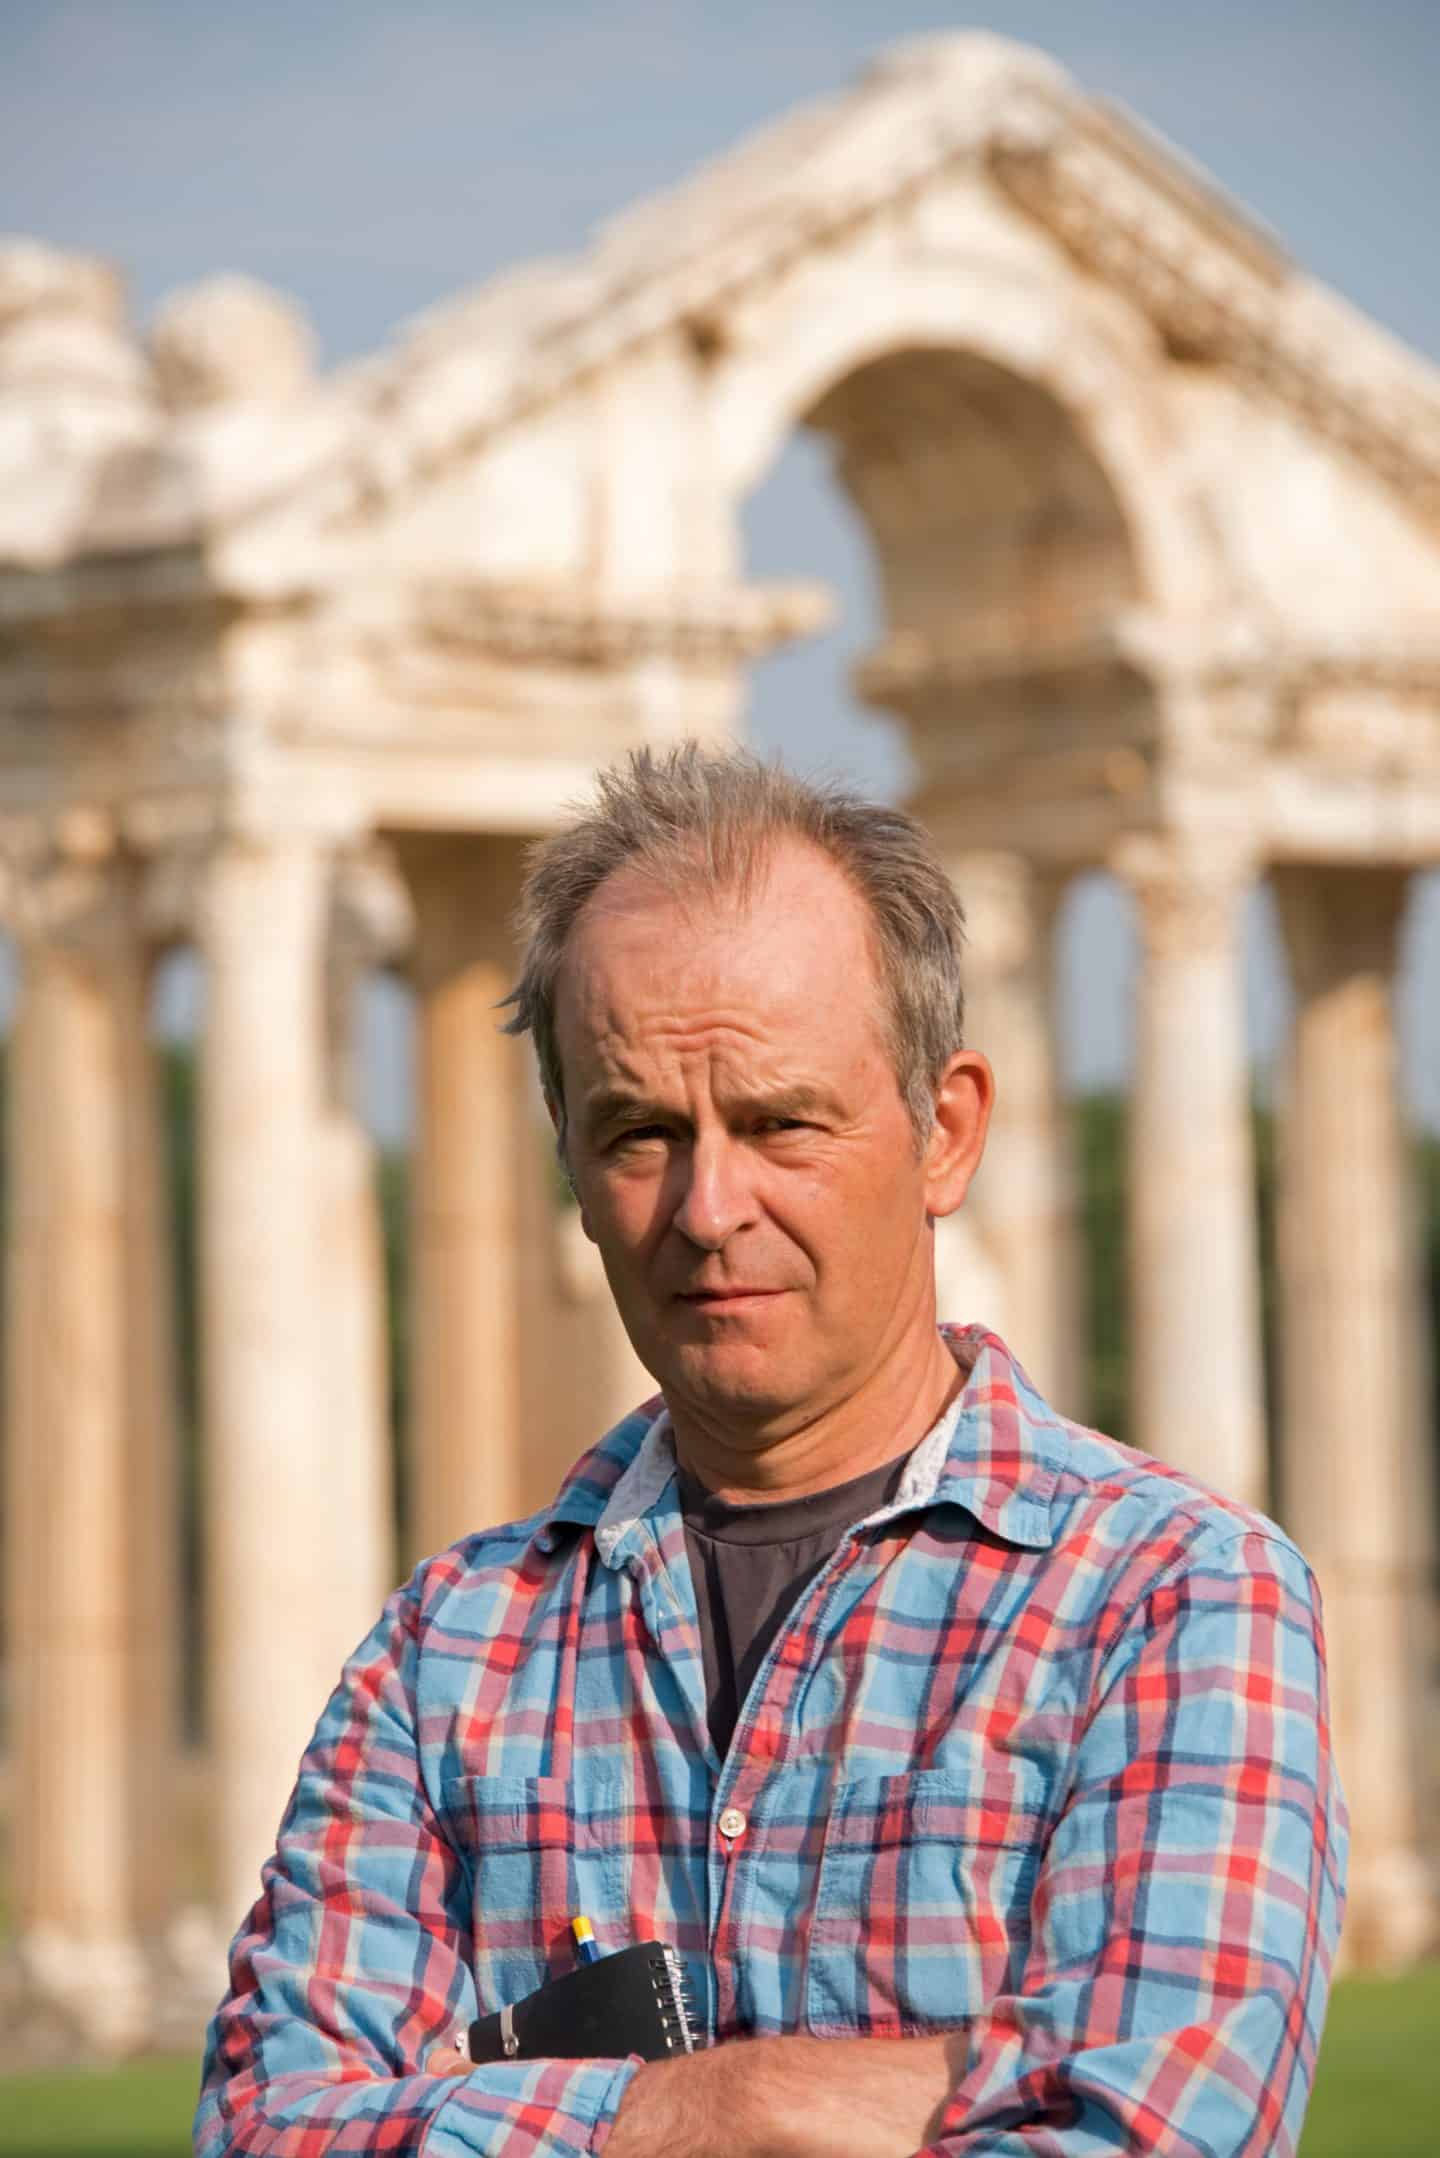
[427,2042,472,2077]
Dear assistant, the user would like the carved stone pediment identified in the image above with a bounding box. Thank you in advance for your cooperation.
[202,30,1439,544]
[8,34,1439,571]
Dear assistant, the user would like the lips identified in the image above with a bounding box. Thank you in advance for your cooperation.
[677,1287,782,1304]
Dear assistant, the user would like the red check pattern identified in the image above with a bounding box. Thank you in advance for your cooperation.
[196,1328,1345,2156]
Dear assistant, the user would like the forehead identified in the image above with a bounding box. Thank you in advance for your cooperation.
[554,841,887,1068]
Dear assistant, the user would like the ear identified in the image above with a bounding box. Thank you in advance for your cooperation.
[922,1050,994,1220]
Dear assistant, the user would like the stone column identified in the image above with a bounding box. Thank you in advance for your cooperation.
[3,850,179,2049]
[314,859,405,1634]
[399,836,529,1564]
[312,1111,393,1618]
[514,1048,654,1510]
[1116,835,1267,1510]
[199,832,340,1930]
[1273,866,1437,1967]
[945,851,1081,1411]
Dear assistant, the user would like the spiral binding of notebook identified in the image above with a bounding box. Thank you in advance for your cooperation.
[464,1939,702,2065]
[649,1943,699,2055]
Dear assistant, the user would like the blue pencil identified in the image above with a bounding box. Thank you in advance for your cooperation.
[570,1915,603,1966]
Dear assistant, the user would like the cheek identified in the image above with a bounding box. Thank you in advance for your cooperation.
[585,1167,668,1262]
[799,1161,925,1274]
[764,1175,861,1276]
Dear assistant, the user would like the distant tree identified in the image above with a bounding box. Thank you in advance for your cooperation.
[1420,1133,1440,1554]
[158,1045,202,1740]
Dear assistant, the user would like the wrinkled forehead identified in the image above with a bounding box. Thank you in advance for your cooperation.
[554,841,891,1064]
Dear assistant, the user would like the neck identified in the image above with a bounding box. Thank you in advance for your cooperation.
[669,1321,968,1504]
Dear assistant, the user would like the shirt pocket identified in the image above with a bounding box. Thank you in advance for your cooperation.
[804,1763,1046,2037]
[440,1771,626,2012]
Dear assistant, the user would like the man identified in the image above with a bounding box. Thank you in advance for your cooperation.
[196,746,1345,2158]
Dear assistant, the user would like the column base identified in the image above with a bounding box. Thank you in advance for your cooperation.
[2,1926,154,2060]
[0,1906,234,2065]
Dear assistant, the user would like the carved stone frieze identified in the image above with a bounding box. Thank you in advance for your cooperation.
[1281,685,1440,780]
[271,578,829,755]
[856,616,1137,702]
[0,638,228,802]
[409,577,834,670]
[860,611,1440,792]
[989,104,1440,525]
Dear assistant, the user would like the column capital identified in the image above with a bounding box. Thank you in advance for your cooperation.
[1272,863,1412,997]
[945,850,1069,982]
[134,815,361,954]
[951,852,1036,979]
[331,839,413,973]
[1110,830,1257,959]
[395,830,530,994]
[0,808,146,968]
[188,821,338,956]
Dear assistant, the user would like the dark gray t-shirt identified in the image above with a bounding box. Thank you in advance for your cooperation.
[678,1450,910,1760]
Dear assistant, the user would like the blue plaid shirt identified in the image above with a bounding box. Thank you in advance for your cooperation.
[197,1328,1346,2156]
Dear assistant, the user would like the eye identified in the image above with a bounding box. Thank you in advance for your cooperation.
[755,1116,808,1135]
[609,1122,669,1150]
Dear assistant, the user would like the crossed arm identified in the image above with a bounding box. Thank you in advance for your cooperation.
[420,2029,958,2158]
[195,1532,1345,2158]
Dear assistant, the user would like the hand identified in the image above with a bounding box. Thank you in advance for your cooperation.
[426,2038,472,2078]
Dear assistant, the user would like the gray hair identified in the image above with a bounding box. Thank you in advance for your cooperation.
[501,743,966,1148]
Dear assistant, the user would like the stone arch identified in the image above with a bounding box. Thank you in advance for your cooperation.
[5,34,1440,2034]
[805,344,1139,653]
[704,266,1214,621]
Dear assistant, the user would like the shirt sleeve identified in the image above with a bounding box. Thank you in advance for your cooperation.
[924,1528,1348,2158]
[192,1575,640,2158]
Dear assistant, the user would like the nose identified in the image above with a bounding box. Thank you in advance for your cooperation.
[670,1132,758,1252]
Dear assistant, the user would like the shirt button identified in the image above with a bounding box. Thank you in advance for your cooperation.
[718,1806,747,1841]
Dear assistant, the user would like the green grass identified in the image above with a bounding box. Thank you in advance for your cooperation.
[0,2054,198,2157]
[1298,1958,1440,2158]
[0,1965,1436,2155]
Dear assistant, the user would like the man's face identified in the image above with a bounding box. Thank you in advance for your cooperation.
[554,840,967,1447]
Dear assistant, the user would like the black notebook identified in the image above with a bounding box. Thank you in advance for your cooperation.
[465,1941,700,2065]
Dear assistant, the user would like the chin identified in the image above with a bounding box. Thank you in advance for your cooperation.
[660,1343,804,1427]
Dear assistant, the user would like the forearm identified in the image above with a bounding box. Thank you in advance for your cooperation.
[605,2033,960,2158]
[197,2052,638,2158]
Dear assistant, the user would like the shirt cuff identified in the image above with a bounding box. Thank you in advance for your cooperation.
[421,2055,642,2157]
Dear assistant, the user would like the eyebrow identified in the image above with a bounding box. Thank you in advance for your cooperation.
[579,1082,840,1140]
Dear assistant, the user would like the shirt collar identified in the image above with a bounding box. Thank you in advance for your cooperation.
[539,1325,1063,1559]
[917,1324,1062,1548]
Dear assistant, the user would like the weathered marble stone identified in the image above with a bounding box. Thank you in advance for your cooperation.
[2,32,1438,2045]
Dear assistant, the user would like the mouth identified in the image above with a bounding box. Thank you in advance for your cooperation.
[676,1288,785,1308]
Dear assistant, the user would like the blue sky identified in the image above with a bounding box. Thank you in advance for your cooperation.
[5,1,1438,1135]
